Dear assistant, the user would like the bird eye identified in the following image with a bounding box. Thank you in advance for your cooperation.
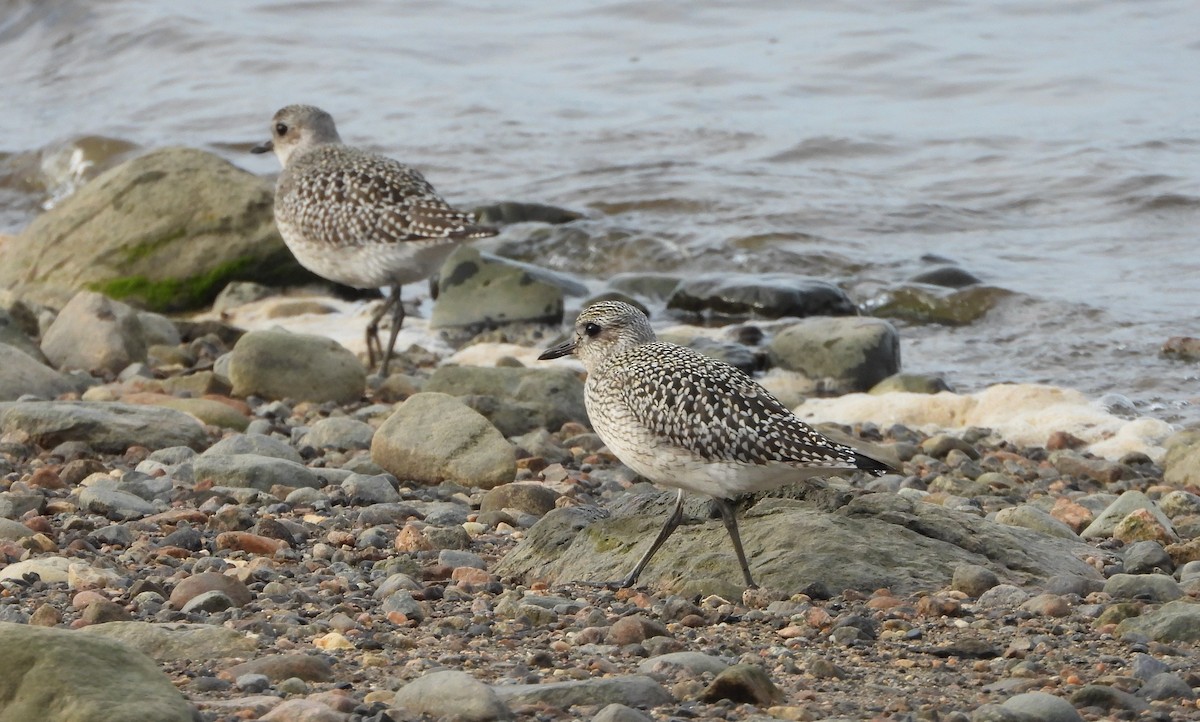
[584,322,601,337]
[274,123,288,135]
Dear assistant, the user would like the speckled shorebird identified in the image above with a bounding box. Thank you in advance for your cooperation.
[539,301,891,588]
[252,104,497,376]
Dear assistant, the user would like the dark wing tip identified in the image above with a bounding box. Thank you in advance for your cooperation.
[855,452,896,476]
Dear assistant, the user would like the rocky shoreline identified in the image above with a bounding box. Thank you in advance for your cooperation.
[0,148,1197,721]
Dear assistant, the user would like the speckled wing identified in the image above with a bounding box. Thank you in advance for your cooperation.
[611,343,868,469]
[278,146,496,249]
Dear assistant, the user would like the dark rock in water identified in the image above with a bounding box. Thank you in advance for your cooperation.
[472,201,584,226]
[685,337,761,375]
[0,147,319,312]
[431,247,566,329]
[864,283,1014,326]
[606,272,683,302]
[667,272,857,319]
[909,265,982,288]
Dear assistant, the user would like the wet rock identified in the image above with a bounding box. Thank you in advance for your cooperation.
[228,329,365,404]
[491,674,672,709]
[371,392,515,489]
[683,337,759,375]
[667,272,856,320]
[472,201,583,226]
[192,453,320,492]
[423,365,587,436]
[865,283,1014,326]
[606,272,683,302]
[0,622,199,721]
[700,664,784,705]
[391,669,511,721]
[0,147,312,312]
[869,372,952,395]
[431,246,564,329]
[299,417,375,450]
[767,316,900,394]
[1160,336,1200,361]
[909,266,982,288]
[480,482,561,518]
[39,291,148,374]
[0,344,79,401]
[0,401,206,452]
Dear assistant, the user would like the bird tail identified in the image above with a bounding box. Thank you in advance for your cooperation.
[854,452,895,476]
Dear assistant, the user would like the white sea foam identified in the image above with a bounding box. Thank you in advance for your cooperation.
[793,384,1176,462]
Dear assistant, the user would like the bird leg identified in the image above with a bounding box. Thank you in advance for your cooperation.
[365,287,405,376]
[712,497,758,589]
[618,489,686,588]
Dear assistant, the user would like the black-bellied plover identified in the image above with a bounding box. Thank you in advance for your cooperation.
[252,104,497,376]
[539,300,891,588]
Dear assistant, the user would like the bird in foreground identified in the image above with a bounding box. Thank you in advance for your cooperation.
[539,301,892,589]
[252,104,497,376]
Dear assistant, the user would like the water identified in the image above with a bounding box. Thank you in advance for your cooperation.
[2,0,1198,423]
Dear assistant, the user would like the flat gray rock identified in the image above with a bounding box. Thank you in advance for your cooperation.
[0,622,200,722]
[498,492,1102,594]
[79,486,157,520]
[1115,600,1200,643]
[768,316,901,394]
[0,401,207,452]
[431,245,564,329]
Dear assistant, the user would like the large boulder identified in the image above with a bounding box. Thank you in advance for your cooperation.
[371,392,515,489]
[0,622,200,722]
[0,147,316,312]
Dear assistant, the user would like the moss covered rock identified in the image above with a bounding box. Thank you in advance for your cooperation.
[0,147,317,312]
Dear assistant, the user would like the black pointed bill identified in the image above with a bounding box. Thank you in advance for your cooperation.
[250,140,274,154]
[538,338,576,360]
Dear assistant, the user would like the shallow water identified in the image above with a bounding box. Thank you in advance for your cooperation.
[2,0,1198,423]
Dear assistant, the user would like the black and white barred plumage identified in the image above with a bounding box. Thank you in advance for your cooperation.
[253,104,496,375]
[539,300,891,587]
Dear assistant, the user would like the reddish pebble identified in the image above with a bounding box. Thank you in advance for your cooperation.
[216,531,288,554]
[451,567,493,585]
[28,467,66,490]
[72,590,109,610]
